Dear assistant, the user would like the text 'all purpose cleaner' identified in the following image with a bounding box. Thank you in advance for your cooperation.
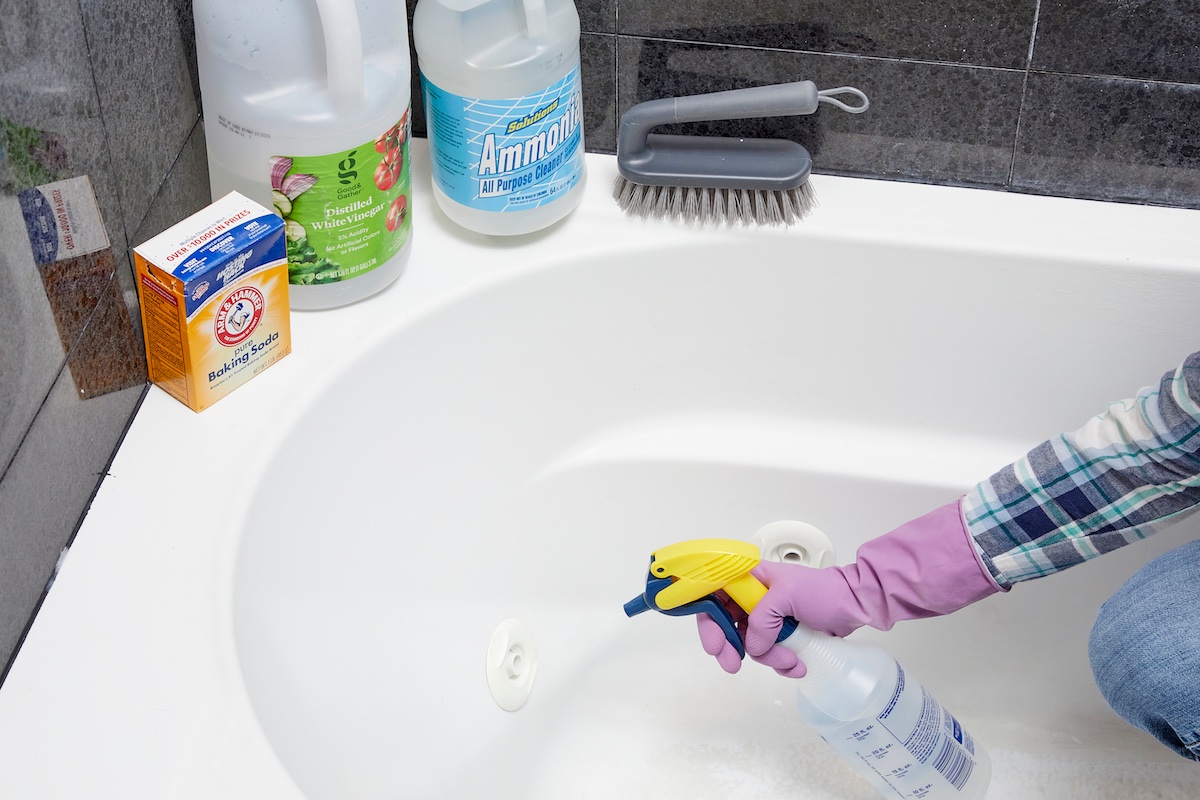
[414,0,587,236]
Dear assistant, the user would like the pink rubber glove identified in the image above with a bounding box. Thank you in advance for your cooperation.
[697,499,1002,677]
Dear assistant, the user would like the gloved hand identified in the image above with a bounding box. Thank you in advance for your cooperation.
[697,499,1002,677]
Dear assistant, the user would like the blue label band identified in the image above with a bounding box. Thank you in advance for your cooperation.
[173,214,285,316]
[421,66,585,213]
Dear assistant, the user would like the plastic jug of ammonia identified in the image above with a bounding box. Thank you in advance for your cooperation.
[413,0,586,236]
[194,0,412,309]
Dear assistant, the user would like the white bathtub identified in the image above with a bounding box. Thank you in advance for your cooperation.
[1,140,1198,799]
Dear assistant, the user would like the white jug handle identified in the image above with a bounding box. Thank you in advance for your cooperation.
[522,0,548,37]
[315,0,364,113]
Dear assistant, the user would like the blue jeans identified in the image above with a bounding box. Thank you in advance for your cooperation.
[1089,540,1200,761]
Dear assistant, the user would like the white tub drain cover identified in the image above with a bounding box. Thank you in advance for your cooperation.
[486,618,537,711]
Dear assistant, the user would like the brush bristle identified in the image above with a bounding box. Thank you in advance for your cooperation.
[612,176,816,226]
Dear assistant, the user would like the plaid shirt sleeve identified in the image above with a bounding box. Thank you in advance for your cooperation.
[963,350,1200,589]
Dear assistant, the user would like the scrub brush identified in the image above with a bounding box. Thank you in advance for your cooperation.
[613,81,869,226]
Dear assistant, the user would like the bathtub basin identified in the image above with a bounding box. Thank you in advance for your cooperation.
[1,141,1198,799]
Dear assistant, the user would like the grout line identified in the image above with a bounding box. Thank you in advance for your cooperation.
[616,33,1029,75]
[1024,68,1200,90]
[612,6,621,116]
[1008,0,1042,187]
[1025,0,1041,68]
[612,31,1200,90]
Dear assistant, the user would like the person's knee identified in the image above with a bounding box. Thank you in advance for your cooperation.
[1089,542,1200,761]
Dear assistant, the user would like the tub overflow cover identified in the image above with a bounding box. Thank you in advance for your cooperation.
[487,619,538,711]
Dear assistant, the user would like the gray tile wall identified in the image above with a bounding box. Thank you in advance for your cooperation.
[0,0,1197,685]
[0,0,209,683]
[485,0,1200,208]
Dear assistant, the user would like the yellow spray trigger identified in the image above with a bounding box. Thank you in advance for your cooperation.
[648,538,770,615]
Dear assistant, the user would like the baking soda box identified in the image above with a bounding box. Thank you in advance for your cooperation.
[134,192,290,412]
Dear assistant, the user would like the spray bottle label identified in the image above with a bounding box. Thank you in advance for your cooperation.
[809,663,981,798]
[270,109,412,286]
[420,66,585,213]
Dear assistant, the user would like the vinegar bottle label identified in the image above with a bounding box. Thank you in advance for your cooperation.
[270,108,412,287]
[420,65,585,214]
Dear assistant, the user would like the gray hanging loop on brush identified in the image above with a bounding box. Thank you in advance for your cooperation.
[615,80,869,190]
[818,86,870,113]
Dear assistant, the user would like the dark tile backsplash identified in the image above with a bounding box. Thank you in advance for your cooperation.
[1032,1,1200,84]
[1013,73,1200,207]
[79,0,201,238]
[613,39,1028,187]
[0,0,207,685]
[1,0,1198,685]
[617,0,1040,69]
[586,1,1200,207]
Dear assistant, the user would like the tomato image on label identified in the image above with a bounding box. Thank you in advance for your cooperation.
[215,286,264,346]
[272,108,412,287]
[386,196,408,232]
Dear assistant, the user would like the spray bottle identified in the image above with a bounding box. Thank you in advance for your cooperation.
[412,0,587,236]
[625,538,992,800]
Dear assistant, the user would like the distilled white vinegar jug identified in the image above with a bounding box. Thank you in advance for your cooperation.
[194,0,413,309]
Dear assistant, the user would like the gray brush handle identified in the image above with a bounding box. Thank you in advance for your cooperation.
[628,80,819,125]
[616,81,820,189]
[618,81,819,156]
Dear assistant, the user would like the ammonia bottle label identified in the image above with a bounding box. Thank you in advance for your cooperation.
[421,66,585,213]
